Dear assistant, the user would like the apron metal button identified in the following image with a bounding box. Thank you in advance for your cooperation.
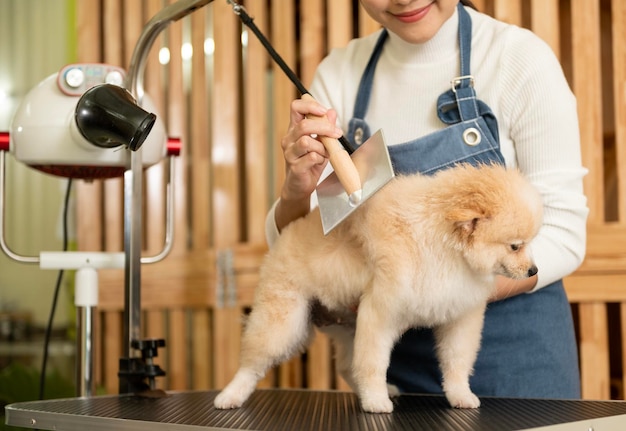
[354,127,364,146]
[463,127,481,146]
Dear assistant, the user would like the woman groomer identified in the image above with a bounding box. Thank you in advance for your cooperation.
[265,0,588,398]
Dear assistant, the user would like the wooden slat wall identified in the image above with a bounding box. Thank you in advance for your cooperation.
[75,0,626,400]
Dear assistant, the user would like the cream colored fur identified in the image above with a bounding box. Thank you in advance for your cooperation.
[214,163,543,413]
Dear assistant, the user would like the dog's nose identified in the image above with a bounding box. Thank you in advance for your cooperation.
[527,265,538,277]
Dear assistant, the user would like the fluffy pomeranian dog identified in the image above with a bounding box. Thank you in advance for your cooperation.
[214,163,543,413]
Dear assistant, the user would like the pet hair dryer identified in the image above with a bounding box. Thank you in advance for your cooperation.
[7,63,167,180]
[0,62,178,397]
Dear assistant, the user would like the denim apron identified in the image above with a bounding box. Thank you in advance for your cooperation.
[345,3,581,399]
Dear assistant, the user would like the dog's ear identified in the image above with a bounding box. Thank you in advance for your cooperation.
[455,217,480,235]
[446,204,488,236]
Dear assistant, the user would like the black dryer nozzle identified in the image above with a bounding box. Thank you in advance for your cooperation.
[75,83,156,152]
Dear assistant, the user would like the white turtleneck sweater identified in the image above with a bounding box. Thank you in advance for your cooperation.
[266,6,589,291]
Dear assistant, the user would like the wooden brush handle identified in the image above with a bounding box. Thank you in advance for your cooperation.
[302,94,362,204]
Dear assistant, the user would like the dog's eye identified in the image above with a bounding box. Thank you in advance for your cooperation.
[510,243,521,252]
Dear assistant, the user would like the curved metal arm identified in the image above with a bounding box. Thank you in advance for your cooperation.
[0,151,39,264]
[0,148,176,266]
[140,155,176,264]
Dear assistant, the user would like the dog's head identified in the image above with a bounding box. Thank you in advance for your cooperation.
[438,164,543,279]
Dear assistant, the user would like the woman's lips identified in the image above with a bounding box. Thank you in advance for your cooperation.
[392,2,434,23]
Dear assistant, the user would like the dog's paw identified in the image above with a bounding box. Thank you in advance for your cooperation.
[213,369,259,410]
[360,394,394,413]
[445,390,481,409]
[214,389,247,410]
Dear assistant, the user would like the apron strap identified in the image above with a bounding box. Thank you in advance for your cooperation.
[352,30,389,121]
[451,3,480,121]
[457,2,472,85]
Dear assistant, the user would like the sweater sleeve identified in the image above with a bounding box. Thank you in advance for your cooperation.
[498,29,589,290]
[265,199,281,247]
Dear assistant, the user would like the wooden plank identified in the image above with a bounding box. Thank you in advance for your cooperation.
[612,0,626,223]
[621,302,626,399]
[103,311,122,394]
[571,0,604,223]
[279,356,303,388]
[306,331,332,389]
[76,182,104,252]
[103,0,123,64]
[584,225,626,256]
[231,243,268,268]
[102,0,124,254]
[122,0,143,67]
[327,0,352,51]
[189,7,211,250]
[337,374,352,392]
[98,244,267,310]
[168,309,189,390]
[243,1,270,243]
[578,303,610,399]
[567,225,626,274]
[99,270,215,310]
[574,261,626,275]
[300,0,324,89]
[211,0,241,246]
[102,179,123,252]
[565,274,626,302]
[270,0,296,198]
[140,0,166,128]
[166,0,185,137]
[493,0,522,25]
[472,0,487,12]
[258,366,277,389]
[94,310,103,387]
[76,0,102,63]
[358,3,380,37]
[213,307,243,388]
[191,309,212,389]
[530,0,560,60]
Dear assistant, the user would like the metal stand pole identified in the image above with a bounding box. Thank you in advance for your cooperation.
[118,0,210,394]
[75,267,98,397]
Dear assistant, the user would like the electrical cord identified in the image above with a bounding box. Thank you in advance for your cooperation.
[38,178,73,400]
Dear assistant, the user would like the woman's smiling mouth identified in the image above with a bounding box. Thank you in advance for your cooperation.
[390,1,436,24]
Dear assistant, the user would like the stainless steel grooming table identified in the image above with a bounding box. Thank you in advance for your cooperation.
[5,389,626,431]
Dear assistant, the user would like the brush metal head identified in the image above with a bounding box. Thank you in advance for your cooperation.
[317,129,394,234]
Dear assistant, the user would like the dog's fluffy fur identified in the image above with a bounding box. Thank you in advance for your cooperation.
[214,163,543,413]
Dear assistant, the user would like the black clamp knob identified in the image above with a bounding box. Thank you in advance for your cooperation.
[118,338,167,394]
[131,338,166,360]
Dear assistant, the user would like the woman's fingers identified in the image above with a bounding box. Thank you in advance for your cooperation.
[278,96,344,201]
[290,97,328,121]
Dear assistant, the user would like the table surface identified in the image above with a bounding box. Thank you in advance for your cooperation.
[6,389,626,431]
